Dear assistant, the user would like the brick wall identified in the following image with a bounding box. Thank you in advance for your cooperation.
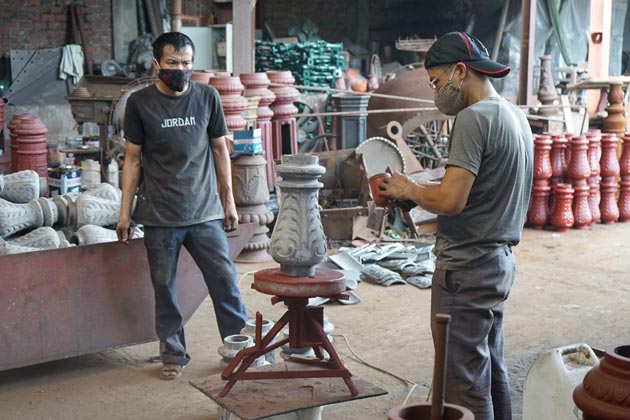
[0,0,212,64]
[0,0,112,63]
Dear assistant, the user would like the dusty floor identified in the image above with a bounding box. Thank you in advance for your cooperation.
[1,222,629,420]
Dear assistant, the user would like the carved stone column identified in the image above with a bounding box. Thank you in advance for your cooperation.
[240,72,276,190]
[0,198,44,238]
[73,195,121,227]
[232,154,274,262]
[0,170,40,203]
[8,226,61,249]
[536,55,559,117]
[267,70,299,160]
[270,154,327,277]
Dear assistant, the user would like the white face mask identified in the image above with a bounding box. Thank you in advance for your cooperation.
[434,67,465,116]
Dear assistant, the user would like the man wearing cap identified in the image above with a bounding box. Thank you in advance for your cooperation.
[379,32,533,419]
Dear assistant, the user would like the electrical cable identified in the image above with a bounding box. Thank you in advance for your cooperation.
[333,333,431,405]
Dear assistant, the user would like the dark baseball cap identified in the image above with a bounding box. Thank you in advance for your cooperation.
[425,32,510,78]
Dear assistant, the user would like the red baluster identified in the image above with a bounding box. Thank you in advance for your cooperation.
[568,135,592,228]
[586,131,602,223]
[549,134,568,216]
[599,133,620,224]
[240,72,276,191]
[528,134,552,228]
[550,183,574,232]
[619,133,630,222]
[267,70,299,160]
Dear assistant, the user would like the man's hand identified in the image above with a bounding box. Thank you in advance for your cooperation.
[378,172,418,200]
[116,218,134,244]
[223,201,239,232]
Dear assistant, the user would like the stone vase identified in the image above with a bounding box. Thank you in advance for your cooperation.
[599,133,620,224]
[550,183,574,232]
[618,133,630,222]
[270,154,327,277]
[537,55,559,116]
[232,154,274,263]
[568,135,592,228]
[573,344,630,420]
[0,170,40,203]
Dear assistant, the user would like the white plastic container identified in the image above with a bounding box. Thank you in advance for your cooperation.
[522,343,599,420]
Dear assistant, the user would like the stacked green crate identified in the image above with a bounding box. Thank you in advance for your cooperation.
[255,40,344,88]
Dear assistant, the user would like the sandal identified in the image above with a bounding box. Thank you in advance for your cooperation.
[160,363,184,380]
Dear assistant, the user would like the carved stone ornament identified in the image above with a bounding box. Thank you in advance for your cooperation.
[82,183,122,202]
[0,237,40,255]
[71,224,118,245]
[270,154,327,277]
[232,154,274,263]
[74,195,121,228]
[0,170,40,203]
[7,226,60,249]
[0,197,44,238]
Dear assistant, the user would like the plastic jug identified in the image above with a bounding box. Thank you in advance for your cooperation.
[522,343,599,420]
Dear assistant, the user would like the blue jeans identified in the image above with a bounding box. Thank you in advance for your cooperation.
[431,248,515,420]
[143,220,247,366]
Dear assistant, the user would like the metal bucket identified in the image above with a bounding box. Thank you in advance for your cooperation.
[522,343,599,420]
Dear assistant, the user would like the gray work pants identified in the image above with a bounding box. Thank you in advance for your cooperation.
[431,248,515,420]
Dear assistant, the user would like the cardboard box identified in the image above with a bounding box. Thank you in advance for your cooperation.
[48,165,82,196]
[233,128,263,155]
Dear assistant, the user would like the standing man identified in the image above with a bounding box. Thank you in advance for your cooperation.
[379,32,533,420]
[116,32,247,380]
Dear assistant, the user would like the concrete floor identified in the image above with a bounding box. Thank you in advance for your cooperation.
[1,222,629,419]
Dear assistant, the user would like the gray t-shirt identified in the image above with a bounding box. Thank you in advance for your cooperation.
[434,97,533,270]
[124,83,229,227]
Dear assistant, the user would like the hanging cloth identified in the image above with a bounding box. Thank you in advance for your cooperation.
[59,44,85,84]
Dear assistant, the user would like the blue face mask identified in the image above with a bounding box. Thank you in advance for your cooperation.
[158,68,193,92]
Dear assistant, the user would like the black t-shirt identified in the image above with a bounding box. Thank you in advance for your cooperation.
[124,82,229,226]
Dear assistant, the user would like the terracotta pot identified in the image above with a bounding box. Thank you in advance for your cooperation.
[8,114,33,174]
[573,344,630,420]
[190,71,214,84]
[387,403,474,420]
[209,76,248,134]
[369,172,391,207]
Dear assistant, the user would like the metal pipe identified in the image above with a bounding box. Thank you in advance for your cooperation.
[171,0,182,32]
[492,0,511,60]
[518,0,537,105]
